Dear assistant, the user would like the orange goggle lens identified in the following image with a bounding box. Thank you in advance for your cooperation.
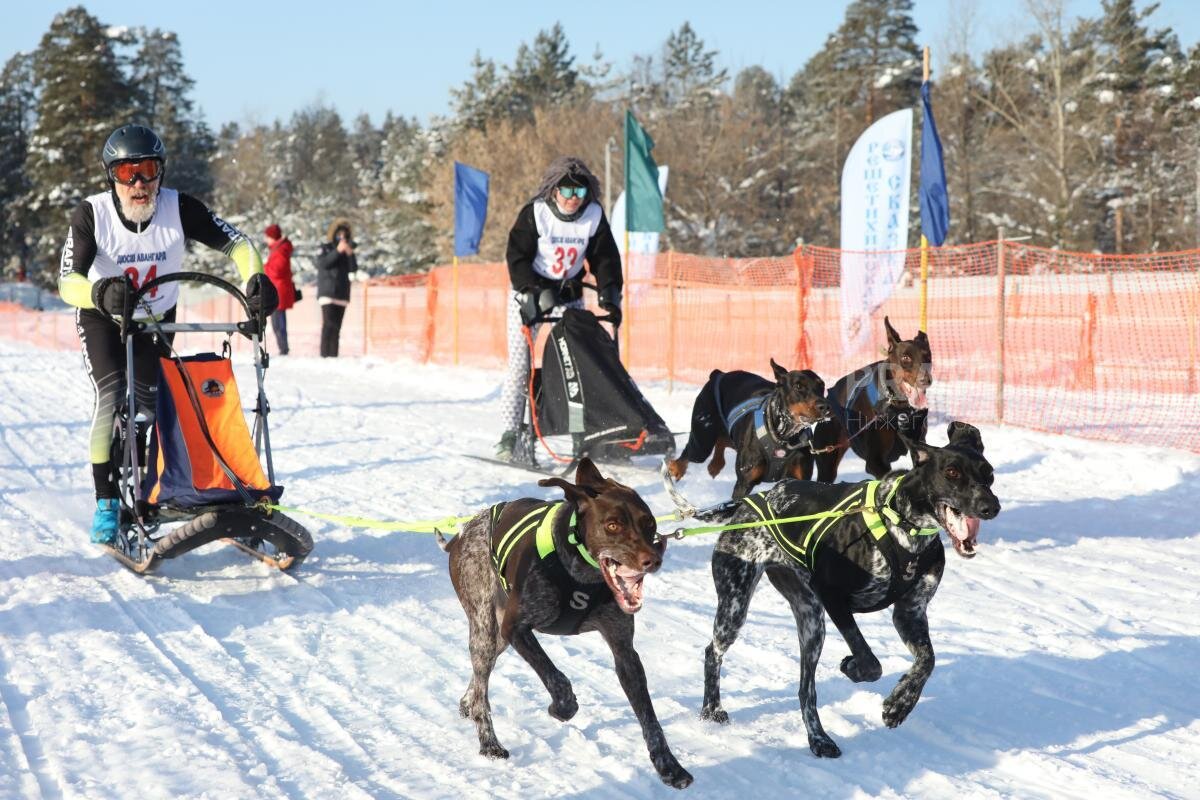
[109,159,162,185]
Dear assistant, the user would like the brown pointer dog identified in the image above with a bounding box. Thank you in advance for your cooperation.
[802,317,932,482]
[439,458,693,789]
[666,359,830,499]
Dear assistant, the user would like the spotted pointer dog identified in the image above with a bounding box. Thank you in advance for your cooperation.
[699,421,1000,757]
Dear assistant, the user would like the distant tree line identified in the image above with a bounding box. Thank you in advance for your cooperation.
[2,1,1199,287]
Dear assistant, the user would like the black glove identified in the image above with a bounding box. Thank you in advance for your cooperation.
[558,281,583,303]
[91,276,132,316]
[517,289,539,326]
[598,285,622,327]
[245,272,279,317]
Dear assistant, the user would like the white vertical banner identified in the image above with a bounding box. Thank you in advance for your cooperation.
[840,109,913,353]
[611,165,669,300]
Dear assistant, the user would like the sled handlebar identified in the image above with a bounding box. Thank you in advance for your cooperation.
[525,282,619,326]
[526,309,618,326]
[105,271,264,341]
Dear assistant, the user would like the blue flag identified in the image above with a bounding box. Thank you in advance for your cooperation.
[919,82,949,246]
[453,162,489,257]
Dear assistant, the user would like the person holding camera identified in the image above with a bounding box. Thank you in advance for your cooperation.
[316,219,358,357]
[495,155,622,461]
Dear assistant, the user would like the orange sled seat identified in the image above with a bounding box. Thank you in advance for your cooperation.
[143,354,283,507]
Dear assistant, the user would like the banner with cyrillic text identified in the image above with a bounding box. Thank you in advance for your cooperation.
[840,108,912,353]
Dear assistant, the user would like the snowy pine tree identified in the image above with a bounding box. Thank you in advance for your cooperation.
[23,6,132,285]
[128,28,215,200]
[0,53,34,277]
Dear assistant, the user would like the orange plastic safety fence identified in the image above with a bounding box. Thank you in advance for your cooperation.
[5,241,1197,452]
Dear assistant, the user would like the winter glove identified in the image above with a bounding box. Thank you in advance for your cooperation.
[91,276,132,316]
[517,289,539,326]
[245,272,279,317]
[598,285,622,327]
[558,281,583,303]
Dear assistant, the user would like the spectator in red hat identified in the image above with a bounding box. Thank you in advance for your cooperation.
[263,223,296,355]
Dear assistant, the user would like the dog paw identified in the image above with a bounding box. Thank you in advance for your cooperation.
[548,694,578,722]
[479,743,510,760]
[808,734,842,759]
[657,763,694,790]
[840,654,882,683]
[699,706,730,725]
[882,694,916,728]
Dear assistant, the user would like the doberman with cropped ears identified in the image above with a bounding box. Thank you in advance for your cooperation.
[438,458,693,789]
[666,358,830,500]
[804,316,932,482]
[699,422,1000,758]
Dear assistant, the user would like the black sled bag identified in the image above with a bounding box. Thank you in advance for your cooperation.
[537,308,673,457]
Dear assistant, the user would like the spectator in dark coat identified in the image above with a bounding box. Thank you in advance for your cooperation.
[316,219,357,357]
[263,223,296,355]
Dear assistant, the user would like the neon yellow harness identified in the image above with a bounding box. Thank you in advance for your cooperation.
[741,475,939,570]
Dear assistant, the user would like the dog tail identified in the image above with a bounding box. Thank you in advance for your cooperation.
[435,529,451,551]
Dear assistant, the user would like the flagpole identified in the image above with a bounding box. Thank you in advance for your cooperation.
[453,254,459,365]
[622,228,630,364]
[919,46,931,332]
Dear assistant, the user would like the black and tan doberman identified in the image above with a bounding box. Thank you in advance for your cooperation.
[803,317,933,482]
[666,359,830,499]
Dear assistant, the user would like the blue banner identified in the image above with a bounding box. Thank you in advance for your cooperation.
[453,162,489,257]
[919,82,949,247]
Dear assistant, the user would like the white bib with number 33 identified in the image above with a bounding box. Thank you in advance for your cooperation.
[88,187,186,319]
[531,199,601,282]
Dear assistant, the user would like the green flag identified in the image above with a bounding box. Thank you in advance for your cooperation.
[624,110,664,232]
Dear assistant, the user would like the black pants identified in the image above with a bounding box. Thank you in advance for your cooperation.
[320,303,347,357]
[76,307,176,498]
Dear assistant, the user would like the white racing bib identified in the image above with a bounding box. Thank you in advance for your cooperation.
[88,187,186,318]
[531,200,601,281]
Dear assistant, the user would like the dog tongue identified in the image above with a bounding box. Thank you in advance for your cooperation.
[902,381,928,409]
[617,566,645,611]
[965,516,980,540]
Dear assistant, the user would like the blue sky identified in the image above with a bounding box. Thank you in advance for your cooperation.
[4,1,1197,128]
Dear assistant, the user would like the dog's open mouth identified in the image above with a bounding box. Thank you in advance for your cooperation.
[937,502,980,558]
[900,379,928,409]
[599,554,647,614]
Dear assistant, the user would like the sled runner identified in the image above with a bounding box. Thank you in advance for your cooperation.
[98,271,313,574]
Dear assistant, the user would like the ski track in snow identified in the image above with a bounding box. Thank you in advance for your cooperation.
[0,340,1198,800]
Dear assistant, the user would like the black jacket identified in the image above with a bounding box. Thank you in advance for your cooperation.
[505,201,622,298]
[316,242,357,301]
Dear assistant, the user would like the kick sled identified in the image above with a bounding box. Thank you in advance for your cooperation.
[475,298,675,475]
[97,271,313,574]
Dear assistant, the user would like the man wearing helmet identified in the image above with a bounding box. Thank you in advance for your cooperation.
[57,124,279,545]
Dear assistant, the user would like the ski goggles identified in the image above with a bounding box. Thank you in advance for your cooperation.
[108,158,163,186]
[557,185,588,200]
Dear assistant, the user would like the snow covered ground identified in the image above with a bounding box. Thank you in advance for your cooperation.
[0,338,1197,800]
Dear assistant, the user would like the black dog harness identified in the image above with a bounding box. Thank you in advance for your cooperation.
[741,477,941,605]
[489,501,612,635]
[715,375,815,482]
[827,362,927,444]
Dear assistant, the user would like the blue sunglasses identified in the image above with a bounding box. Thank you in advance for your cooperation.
[558,186,588,199]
